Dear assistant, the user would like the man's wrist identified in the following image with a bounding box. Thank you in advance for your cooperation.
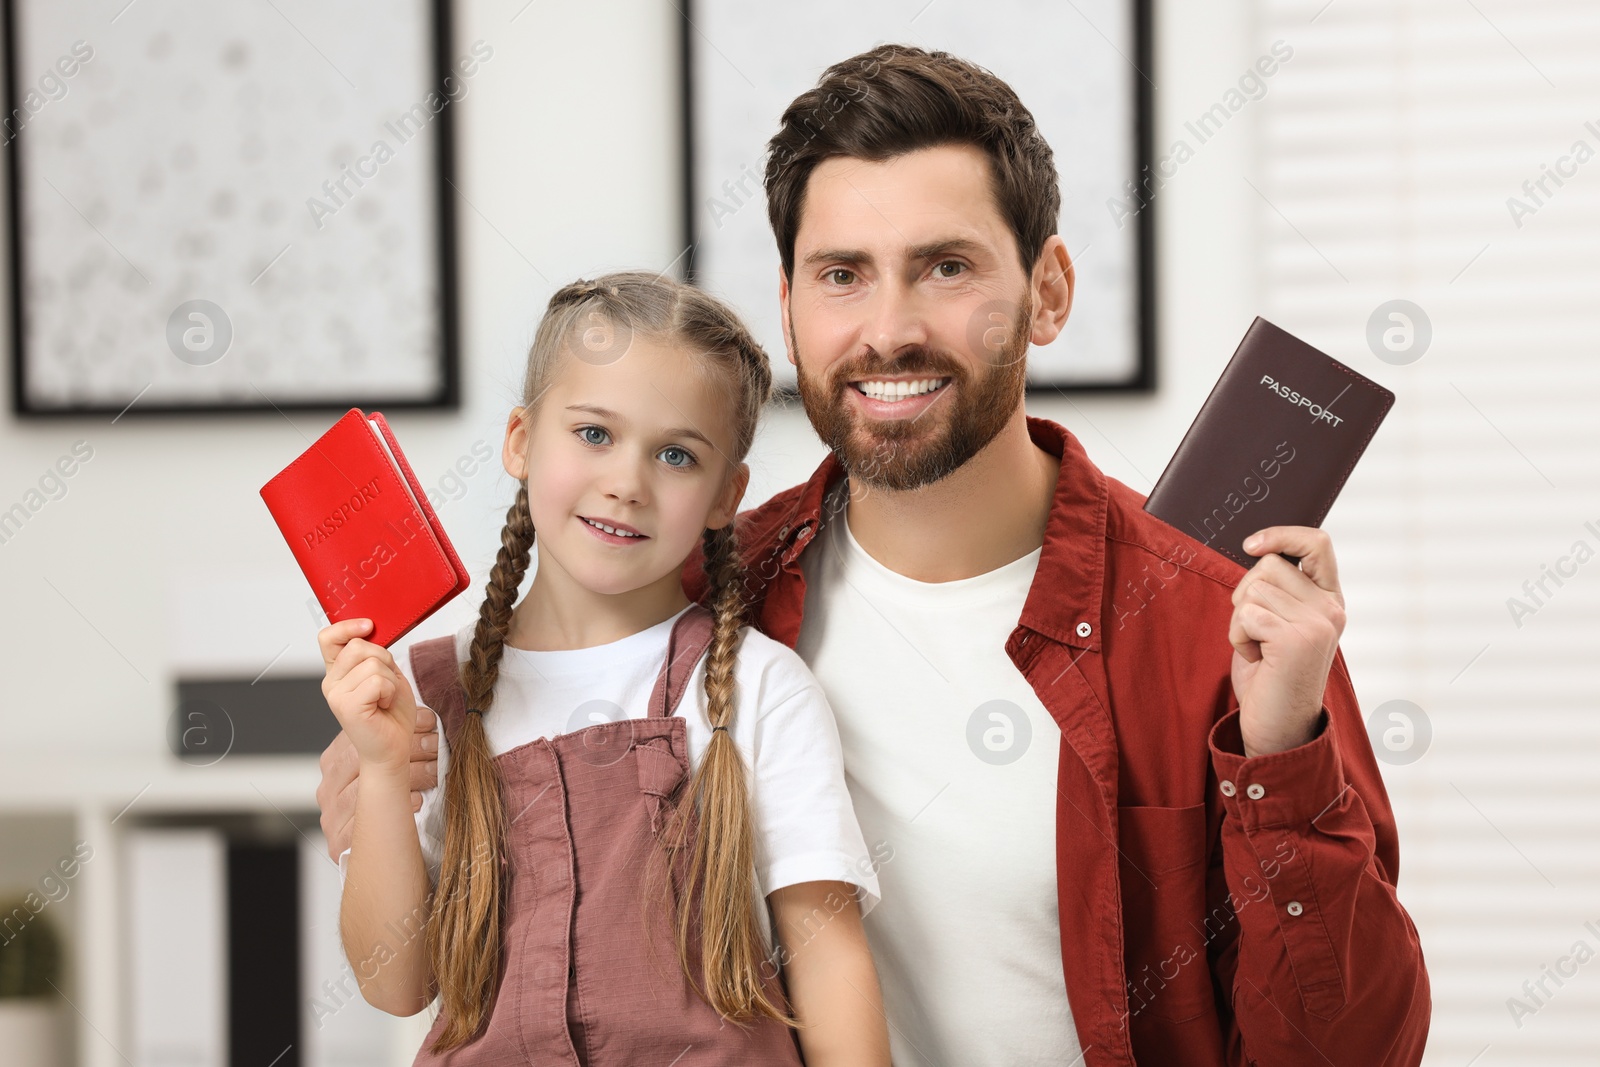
[1241,712,1325,757]
[1210,708,1346,830]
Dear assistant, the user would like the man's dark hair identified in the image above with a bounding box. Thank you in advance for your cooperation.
[763,44,1061,282]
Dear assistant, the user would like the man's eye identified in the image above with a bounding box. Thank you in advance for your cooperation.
[934,261,966,278]
[577,425,609,446]
[659,446,695,468]
[827,268,856,286]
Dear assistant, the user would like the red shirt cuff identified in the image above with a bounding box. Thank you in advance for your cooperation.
[1208,707,1346,830]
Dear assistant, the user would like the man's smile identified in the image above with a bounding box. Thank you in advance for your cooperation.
[848,376,951,402]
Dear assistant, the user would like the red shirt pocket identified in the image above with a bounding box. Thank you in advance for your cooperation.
[1117,802,1213,1024]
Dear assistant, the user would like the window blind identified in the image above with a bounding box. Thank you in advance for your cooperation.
[1252,1,1600,1061]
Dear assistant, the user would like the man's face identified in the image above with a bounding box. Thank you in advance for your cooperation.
[780,143,1036,491]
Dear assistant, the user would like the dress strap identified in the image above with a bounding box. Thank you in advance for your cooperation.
[647,604,717,720]
[408,635,468,744]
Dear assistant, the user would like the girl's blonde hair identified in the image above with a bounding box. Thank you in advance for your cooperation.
[423,270,781,1050]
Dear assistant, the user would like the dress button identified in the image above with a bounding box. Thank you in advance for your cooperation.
[1246,783,1266,800]
[777,525,790,540]
[1075,621,1092,638]
[1286,900,1304,917]
[1219,780,1236,797]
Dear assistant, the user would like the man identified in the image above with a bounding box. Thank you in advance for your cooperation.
[318,45,1429,1066]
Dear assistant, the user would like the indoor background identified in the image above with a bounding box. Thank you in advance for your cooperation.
[0,0,1592,1064]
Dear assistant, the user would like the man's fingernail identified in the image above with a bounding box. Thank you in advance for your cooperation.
[420,735,436,752]
[1243,534,1262,550]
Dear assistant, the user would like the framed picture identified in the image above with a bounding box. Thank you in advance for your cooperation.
[682,0,1155,393]
[5,0,464,417]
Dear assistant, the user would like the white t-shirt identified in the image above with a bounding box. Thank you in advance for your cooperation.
[795,487,1083,1065]
[338,604,880,954]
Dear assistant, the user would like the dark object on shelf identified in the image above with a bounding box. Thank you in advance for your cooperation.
[0,895,61,998]
[228,841,300,1067]
[172,675,341,759]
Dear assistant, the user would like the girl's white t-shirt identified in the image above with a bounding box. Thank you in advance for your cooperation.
[338,604,881,943]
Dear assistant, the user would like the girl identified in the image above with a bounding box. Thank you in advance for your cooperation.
[319,272,891,1065]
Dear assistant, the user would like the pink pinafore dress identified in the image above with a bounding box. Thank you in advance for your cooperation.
[407,604,804,1065]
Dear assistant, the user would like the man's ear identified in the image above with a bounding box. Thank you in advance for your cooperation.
[502,405,530,481]
[707,461,751,530]
[777,263,798,368]
[1028,235,1074,347]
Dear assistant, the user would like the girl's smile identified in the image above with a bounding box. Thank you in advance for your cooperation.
[578,514,650,543]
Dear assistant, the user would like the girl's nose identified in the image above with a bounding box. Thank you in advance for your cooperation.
[599,452,649,505]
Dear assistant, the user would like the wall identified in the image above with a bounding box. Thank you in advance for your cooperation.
[0,0,1364,1060]
[0,0,1261,758]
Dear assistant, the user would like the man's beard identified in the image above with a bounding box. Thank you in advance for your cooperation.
[792,296,1032,491]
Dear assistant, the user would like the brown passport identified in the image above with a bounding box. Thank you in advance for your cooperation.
[1143,316,1394,568]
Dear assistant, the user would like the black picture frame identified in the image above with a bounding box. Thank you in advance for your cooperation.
[4,0,461,418]
[679,0,1157,395]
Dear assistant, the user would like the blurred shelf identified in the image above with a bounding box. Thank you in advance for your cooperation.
[0,754,427,1067]
[0,754,324,814]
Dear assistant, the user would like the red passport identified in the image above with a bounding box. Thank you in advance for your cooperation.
[260,408,472,647]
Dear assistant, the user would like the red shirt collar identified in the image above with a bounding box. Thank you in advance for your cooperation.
[760,415,1108,652]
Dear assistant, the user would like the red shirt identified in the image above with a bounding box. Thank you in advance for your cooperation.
[684,415,1430,1066]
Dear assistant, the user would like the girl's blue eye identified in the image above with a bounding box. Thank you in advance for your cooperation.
[659,446,694,468]
[576,425,693,467]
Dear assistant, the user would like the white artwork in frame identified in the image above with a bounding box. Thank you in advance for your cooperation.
[5,0,464,415]
[685,0,1155,393]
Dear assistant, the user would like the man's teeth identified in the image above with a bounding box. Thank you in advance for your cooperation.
[853,378,947,402]
[583,517,642,538]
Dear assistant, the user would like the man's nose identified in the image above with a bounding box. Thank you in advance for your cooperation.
[860,275,931,361]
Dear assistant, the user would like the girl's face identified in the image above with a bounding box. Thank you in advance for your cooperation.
[501,333,749,598]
